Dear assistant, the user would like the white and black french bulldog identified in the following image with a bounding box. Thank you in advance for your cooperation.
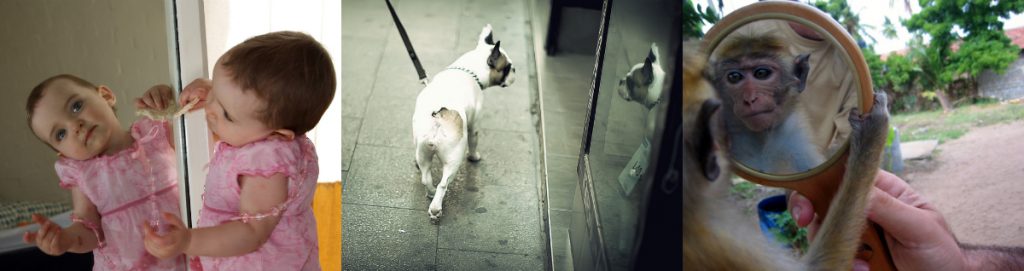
[615,43,665,190]
[412,24,516,221]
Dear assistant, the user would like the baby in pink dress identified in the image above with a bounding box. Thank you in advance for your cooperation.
[24,74,185,270]
[142,31,336,271]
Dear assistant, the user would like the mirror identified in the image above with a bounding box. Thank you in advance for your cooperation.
[572,0,681,269]
[0,0,181,269]
[703,1,873,180]
[702,1,893,270]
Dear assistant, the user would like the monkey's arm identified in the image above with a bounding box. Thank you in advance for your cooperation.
[802,92,889,269]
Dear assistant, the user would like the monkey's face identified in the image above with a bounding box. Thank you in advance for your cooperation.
[713,54,808,132]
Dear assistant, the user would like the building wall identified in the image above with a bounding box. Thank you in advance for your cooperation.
[979,54,1024,100]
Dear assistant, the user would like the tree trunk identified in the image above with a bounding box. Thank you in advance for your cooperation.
[936,89,953,113]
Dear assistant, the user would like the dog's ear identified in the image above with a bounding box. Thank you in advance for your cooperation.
[488,41,502,68]
[484,32,494,45]
[640,56,654,85]
[478,24,494,47]
[647,44,658,64]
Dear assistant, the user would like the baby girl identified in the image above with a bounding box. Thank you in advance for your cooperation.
[142,31,335,271]
[25,74,185,270]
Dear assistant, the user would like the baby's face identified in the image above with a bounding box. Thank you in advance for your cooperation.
[206,64,276,147]
[29,79,122,160]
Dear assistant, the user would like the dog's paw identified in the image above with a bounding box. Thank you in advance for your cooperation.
[468,152,482,162]
[429,207,443,221]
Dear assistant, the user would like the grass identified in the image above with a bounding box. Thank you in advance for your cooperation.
[731,181,758,200]
[892,102,1024,143]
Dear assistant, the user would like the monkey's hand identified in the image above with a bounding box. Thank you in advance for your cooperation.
[849,92,890,154]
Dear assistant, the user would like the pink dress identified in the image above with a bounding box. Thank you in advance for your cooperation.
[55,118,185,271]
[194,136,320,271]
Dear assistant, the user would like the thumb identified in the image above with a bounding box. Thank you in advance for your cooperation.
[868,186,935,243]
[788,192,815,227]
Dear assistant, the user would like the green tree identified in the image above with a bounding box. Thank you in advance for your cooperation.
[812,0,876,45]
[683,0,720,40]
[904,0,1024,112]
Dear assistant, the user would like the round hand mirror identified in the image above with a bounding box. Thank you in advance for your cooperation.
[702,1,894,270]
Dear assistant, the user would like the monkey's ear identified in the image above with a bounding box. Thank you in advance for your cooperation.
[695,99,722,181]
[793,54,811,92]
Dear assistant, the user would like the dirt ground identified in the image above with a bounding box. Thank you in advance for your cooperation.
[901,120,1024,247]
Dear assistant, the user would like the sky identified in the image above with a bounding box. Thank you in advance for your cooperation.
[700,0,1024,54]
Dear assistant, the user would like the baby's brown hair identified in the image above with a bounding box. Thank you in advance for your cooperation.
[27,74,100,119]
[219,31,336,135]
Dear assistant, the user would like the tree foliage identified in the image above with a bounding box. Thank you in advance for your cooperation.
[683,0,720,40]
[903,0,1024,111]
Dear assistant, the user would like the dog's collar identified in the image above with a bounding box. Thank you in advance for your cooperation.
[446,66,485,89]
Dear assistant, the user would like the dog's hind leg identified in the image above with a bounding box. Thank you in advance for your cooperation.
[467,122,481,162]
[416,144,436,198]
[428,155,462,220]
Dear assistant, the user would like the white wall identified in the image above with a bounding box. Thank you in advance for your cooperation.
[0,0,172,202]
[202,0,343,183]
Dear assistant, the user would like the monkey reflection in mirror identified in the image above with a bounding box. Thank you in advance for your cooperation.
[708,19,860,174]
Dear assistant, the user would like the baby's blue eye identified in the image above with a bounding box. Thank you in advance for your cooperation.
[56,129,66,142]
[71,100,83,113]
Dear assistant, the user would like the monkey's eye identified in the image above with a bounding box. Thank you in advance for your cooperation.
[726,71,743,84]
[753,67,773,79]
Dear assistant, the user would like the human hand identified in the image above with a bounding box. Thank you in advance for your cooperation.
[143,212,191,259]
[788,170,967,271]
[135,84,176,111]
[179,78,212,111]
[22,214,71,256]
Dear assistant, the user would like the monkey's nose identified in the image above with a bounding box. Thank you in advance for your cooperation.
[744,96,758,106]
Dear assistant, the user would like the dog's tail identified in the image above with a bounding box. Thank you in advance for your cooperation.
[424,107,464,150]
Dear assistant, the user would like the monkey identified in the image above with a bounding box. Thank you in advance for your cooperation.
[682,42,891,269]
[708,34,825,174]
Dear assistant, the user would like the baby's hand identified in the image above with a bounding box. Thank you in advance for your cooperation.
[135,84,175,111]
[143,212,191,259]
[23,214,71,256]
[179,78,212,111]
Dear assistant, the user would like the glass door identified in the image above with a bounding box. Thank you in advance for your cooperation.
[569,0,681,269]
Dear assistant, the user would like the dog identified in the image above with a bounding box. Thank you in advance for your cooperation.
[615,43,665,189]
[412,24,516,221]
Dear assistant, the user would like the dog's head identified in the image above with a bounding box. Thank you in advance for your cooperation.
[618,43,666,109]
[477,24,516,88]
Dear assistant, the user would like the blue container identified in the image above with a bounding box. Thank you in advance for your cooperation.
[756,194,789,247]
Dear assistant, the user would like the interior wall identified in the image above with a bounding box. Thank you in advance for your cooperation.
[203,0,343,183]
[0,0,171,202]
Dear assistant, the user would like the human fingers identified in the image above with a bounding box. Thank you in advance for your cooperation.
[23,231,37,245]
[161,212,186,229]
[180,79,211,108]
[143,221,173,246]
[142,91,159,110]
[788,191,815,227]
[153,88,167,110]
[867,186,941,244]
[135,98,148,109]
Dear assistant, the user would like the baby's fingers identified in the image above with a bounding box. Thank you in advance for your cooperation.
[23,231,37,245]
[161,212,186,229]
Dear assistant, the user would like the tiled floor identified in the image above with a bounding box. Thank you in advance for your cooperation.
[341,0,547,269]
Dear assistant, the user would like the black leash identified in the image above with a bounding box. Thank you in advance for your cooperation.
[385,0,429,85]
